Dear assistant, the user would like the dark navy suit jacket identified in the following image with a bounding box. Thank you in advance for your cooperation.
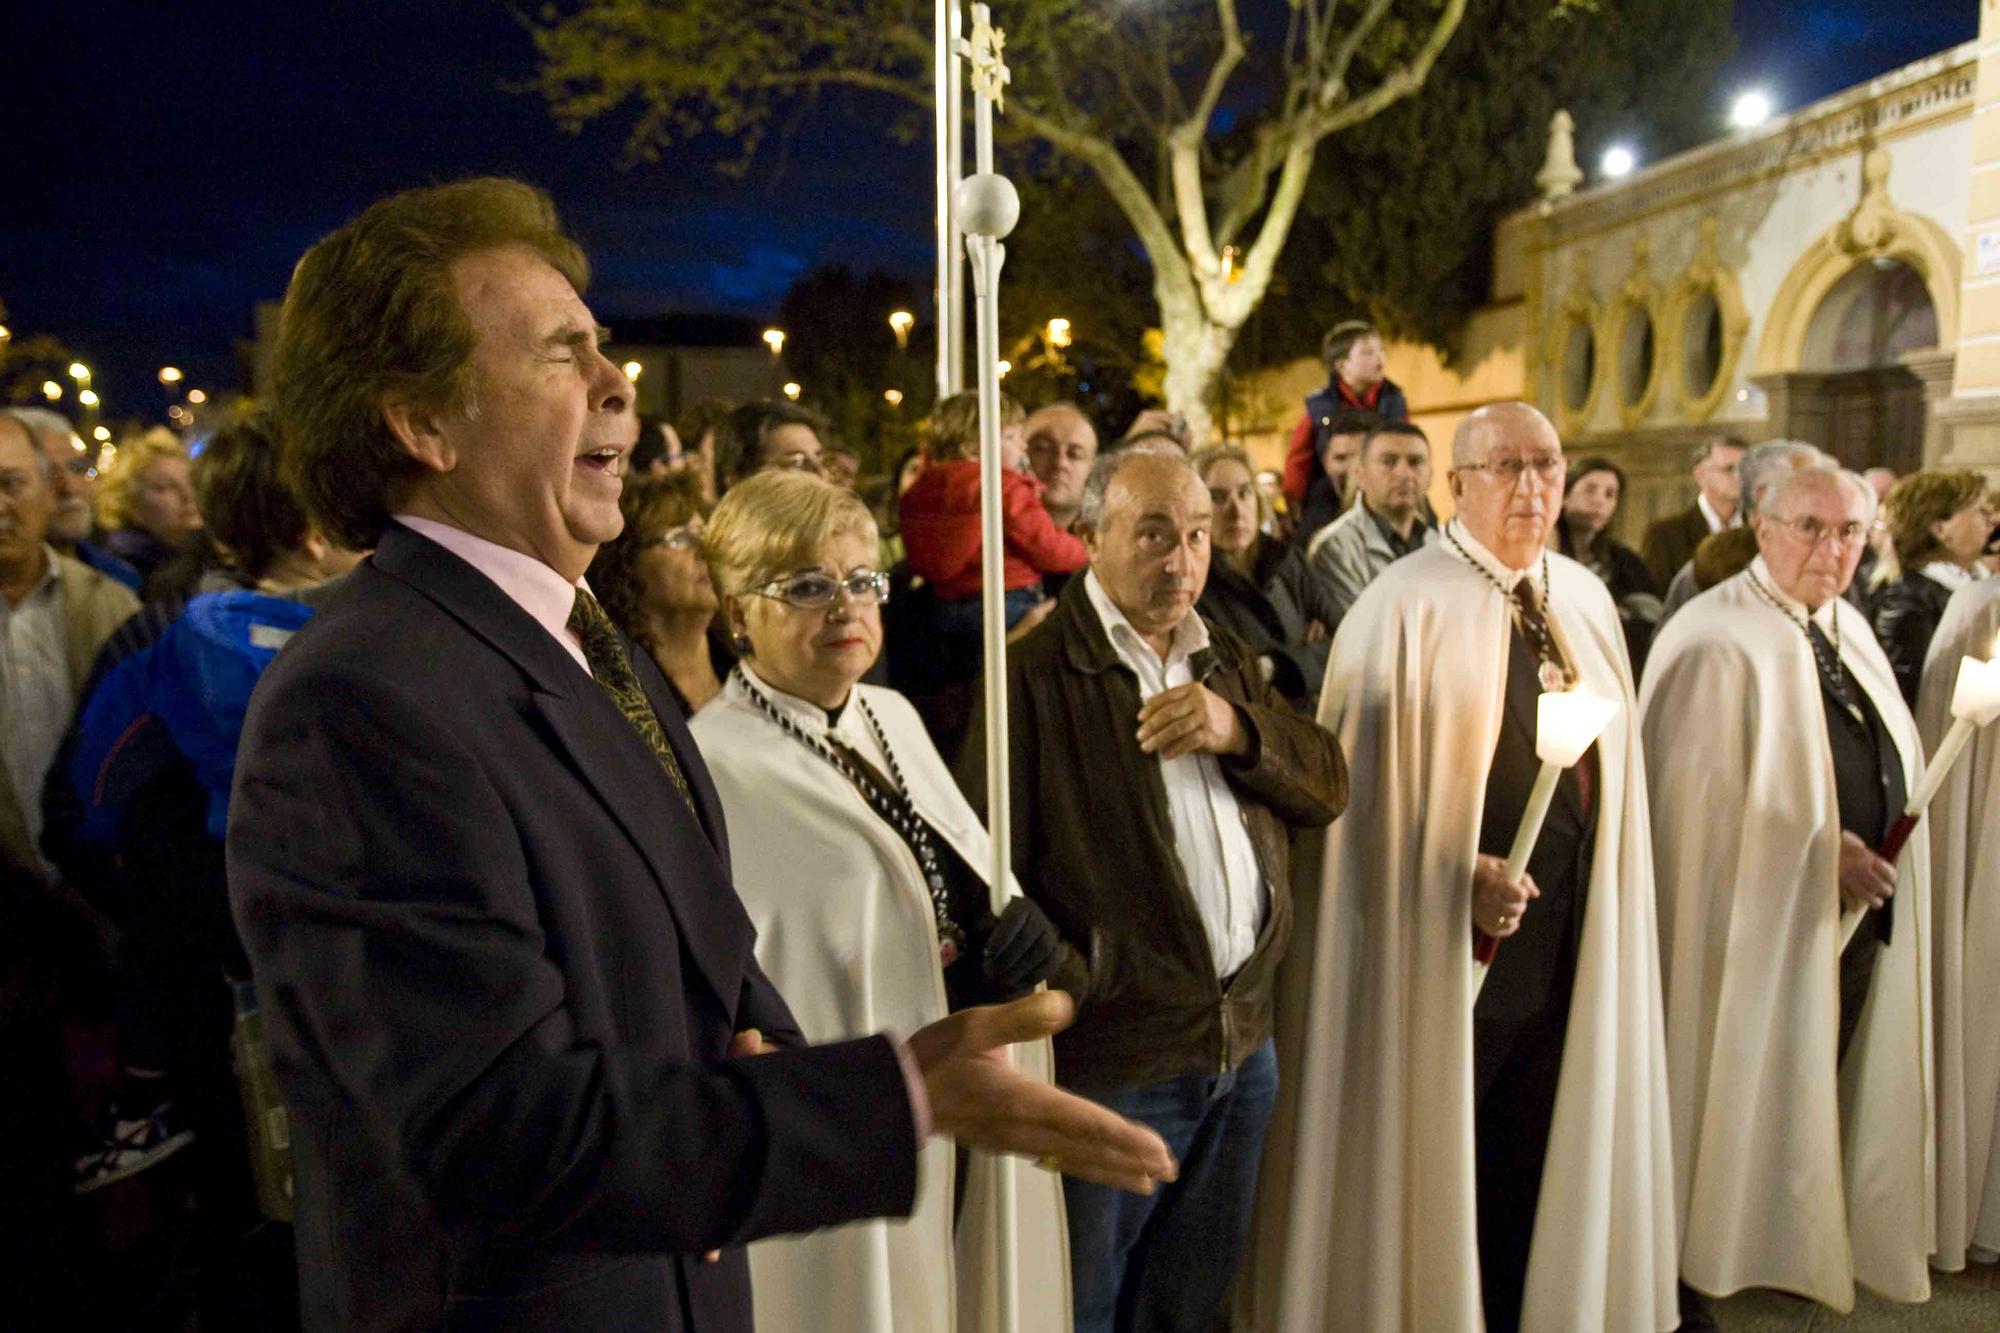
[228,523,918,1331]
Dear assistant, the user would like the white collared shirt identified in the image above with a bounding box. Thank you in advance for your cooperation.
[0,547,70,862]
[393,514,594,676]
[1082,569,1266,978]
[1442,519,1549,599]
[1697,492,1741,535]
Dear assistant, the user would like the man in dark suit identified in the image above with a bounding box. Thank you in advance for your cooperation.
[1640,435,1745,590]
[228,177,1171,1332]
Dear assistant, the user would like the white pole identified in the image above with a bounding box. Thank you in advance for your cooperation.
[956,8,1019,1326]
[934,0,964,398]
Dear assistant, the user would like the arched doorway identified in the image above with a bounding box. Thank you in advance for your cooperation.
[1797,259,1937,474]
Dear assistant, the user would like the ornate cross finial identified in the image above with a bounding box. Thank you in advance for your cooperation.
[964,6,1010,111]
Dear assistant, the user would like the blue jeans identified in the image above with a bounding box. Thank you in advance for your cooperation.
[1061,1038,1279,1333]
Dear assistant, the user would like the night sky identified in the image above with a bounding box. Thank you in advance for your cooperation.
[1,1,1980,422]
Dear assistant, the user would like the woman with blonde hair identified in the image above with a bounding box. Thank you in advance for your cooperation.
[691,469,1073,1333]
[98,427,202,581]
[1874,469,1992,704]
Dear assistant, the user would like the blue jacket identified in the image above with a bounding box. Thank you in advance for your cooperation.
[66,589,317,848]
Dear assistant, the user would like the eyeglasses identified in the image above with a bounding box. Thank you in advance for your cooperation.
[768,451,823,476]
[752,568,891,609]
[649,522,704,552]
[1457,454,1564,484]
[1768,515,1866,549]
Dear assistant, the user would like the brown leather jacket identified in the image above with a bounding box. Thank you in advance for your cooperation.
[958,575,1347,1090]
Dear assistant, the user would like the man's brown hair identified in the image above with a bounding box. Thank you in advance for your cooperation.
[194,408,310,581]
[273,177,589,549]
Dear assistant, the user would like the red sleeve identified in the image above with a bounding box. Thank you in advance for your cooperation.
[1001,475,1090,574]
[1282,413,1316,504]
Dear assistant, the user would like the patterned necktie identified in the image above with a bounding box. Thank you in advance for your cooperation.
[568,588,698,816]
[1510,577,1578,692]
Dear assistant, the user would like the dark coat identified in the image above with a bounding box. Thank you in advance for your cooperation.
[957,574,1347,1091]
[1555,518,1660,675]
[1873,570,1957,707]
[227,524,918,1332]
[1640,504,1712,593]
[1196,537,1342,711]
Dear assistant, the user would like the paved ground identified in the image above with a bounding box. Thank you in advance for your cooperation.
[1715,1260,2000,1330]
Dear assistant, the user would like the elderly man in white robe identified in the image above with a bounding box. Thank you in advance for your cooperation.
[1640,462,1934,1315]
[1919,576,2000,1274]
[1248,401,1677,1333]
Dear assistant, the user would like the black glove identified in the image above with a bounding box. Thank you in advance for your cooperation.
[981,896,1064,996]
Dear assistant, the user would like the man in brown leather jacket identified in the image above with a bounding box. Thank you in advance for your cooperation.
[959,443,1347,1333]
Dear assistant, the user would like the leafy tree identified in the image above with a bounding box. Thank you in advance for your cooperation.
[527,0,1528,440]
[1272,0,1733,356]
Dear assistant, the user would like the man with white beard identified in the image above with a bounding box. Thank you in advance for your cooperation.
[1640,462,1933,1314]
[1918,576,2000,1274]
[1246,401,1676,1333]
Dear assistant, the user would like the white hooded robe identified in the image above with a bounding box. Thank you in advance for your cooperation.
[691,671,1071,1333]
[1916,576,2000,1271]
[1244,533,1678,1333]
[1639,560,1933,1310]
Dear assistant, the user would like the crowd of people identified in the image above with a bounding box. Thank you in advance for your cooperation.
[5,174,2000,1333]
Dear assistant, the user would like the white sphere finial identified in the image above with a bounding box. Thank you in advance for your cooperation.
[954,173,1020,239]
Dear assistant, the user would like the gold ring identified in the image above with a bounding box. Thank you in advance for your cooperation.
[1035,1153,1063,1173]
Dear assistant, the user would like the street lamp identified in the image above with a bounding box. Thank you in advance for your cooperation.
[92,426,111,442]
[1601,145,1637,180]
[41,380,62,401]
[782,381,802,401]
[621,360,643,381]
[889,310,915,348]
[68,362,91,382]
[884,388,905,406]
[0,324,11,343]
[1729,90,1774,130]
[158,366,183,386]
[78,389,99,408]
[763,328,787,357]
[186,388,208,405]
[996,359,1012,378]
[1045,317,1072,350]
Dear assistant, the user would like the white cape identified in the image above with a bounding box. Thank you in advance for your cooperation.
[691,673,1071,1333]
[1917,577,2000,1270]
[1638,563,1933,1309]
[1244,542,1678,1332]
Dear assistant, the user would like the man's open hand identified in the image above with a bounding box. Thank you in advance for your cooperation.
[907,991,1176,1194]
[1136,682,1247,761]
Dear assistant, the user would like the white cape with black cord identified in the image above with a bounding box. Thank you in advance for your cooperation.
[1638,561,1933,1310]
[1241,537,1678,1332]
[691,672,1071,1333]
[1917,577,2000,1272]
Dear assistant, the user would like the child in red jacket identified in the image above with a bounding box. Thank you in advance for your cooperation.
[899,391,1089,629]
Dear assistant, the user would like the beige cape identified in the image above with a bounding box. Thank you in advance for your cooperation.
[691,674,1071,1333]
[1916,577,2000,1270]
[1638,562,1933,1310]
[1243,541,1678,1332]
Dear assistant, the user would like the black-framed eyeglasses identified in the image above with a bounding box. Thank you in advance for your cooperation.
[1458,454,1564,484]
[752,568,890,609]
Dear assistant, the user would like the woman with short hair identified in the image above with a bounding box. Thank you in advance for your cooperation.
[98,428,202,580]
[585,471,730,715]
[690,469,1073,1333]
[1875,469,1993,704]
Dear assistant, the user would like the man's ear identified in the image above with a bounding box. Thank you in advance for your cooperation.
[382,395,455,475]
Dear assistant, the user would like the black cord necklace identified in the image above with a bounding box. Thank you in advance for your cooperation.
[1441,523,1570,691]
[733,667,967,964]
[1745,569,1862,723]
